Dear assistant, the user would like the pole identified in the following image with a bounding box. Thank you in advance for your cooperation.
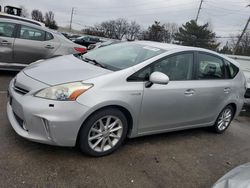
[233,16,250,54]
[70,7,75,32]
[195,0,204,22]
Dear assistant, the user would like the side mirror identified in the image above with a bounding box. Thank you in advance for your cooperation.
[146,72,169,88]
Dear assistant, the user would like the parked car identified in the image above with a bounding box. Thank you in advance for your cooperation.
[7,41,246,156]
[87,40,121,50]
[226,55,250,100]
[243,70,250,98]
[73,36,103,47]
[69,34,81,41]
[212,163,250,188]
[0,12,44,27]
[0,17,86,71]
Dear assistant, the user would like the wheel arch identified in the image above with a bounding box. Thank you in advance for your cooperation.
[227,103,237,117]
[76,105,134,146]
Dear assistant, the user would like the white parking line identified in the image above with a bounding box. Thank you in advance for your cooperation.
[0,91,7,94]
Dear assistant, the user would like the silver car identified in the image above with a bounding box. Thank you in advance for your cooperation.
[7,41,246,156]
[0,18,86,71]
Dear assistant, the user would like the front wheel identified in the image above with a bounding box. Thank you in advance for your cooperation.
[79,108,128,157]
[213,105,235,133]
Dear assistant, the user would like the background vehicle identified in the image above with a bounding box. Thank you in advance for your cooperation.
[73,36,103,47]
[7,41,246,156]
[227,55,250,100]
[243,71,250,98]
[87,40,121,50]
[0,17,86,70]
[212,163,250,188]
[0,12,44,27]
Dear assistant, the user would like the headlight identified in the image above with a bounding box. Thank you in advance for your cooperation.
[35,82,93,101]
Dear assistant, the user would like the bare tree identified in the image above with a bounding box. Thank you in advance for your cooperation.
[126,21,141,41]
[44,11,58,29]
[19,5,29,18]
[101,20,117,39]
[114,18,128,40]
[31,9,44,22]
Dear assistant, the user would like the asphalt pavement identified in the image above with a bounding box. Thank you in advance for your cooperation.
[0,71,250,188]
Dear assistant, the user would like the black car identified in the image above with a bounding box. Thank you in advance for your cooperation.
[73,36,102,47]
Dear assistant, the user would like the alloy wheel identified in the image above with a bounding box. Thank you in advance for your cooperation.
[217,108,233,131]
[88,115,123,152]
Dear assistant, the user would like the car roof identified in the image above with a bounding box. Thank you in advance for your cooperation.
[133,40,240,68]
[0,13,45,27]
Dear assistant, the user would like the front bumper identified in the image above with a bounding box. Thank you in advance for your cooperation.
[7,78,90,147]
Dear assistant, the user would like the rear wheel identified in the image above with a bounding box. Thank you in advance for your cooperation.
[79,108,128,157]
[213,105,234,133]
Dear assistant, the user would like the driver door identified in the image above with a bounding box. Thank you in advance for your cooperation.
[136,52,201,134]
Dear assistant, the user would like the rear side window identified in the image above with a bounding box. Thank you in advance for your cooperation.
[0,22,15,37]
[19,25,45,41]
[225,60,239,78]
[45,32,54,40]
[198,53,225,79]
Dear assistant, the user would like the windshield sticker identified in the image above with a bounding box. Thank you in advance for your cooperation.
[143,46,161,52]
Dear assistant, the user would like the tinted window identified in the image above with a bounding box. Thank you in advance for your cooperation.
[81,43,165,70]
[130,53,194,81]
[19,25,45,41]
[198,53,225,79]
[45,32,54,40]
[0,22,15,37]
[226,60,239,78]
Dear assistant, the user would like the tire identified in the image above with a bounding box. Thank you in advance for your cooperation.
[213,105,235,133]
[79,108,128,157]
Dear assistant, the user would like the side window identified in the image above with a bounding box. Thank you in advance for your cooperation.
[45,32,54,40]
[129,53,194,81]
[0,22,15,37]
[19,25,45,41]
[225,60,239,78]
[198,53,225,79]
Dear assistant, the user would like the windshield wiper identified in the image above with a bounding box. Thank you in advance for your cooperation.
[83,57,106,69]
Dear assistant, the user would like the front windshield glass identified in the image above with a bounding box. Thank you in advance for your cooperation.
[79,42,166,71]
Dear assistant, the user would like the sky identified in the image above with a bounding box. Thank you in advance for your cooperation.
[1,0,250,44]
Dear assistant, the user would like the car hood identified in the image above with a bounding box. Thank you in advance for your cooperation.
[23,55,112,85]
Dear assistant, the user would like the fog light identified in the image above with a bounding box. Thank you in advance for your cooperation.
[22,121,28,131]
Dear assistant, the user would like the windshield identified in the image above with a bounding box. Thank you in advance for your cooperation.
[78,42,166,71]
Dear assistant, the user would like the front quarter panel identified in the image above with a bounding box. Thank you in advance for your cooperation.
[76,70,143,137]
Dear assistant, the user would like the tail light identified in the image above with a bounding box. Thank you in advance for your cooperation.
[74,47,87,54]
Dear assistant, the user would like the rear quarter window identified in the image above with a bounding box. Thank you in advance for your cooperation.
[226,60,239,78]
[45,32,54,40]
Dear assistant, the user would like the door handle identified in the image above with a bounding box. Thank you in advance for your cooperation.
[1,40,11,45]
[45,45,54,49]
[184,89,195,96]
[224,87,231,93]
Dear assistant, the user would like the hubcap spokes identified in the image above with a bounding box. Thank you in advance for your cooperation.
[88,116,123,152]
[217,108,232,131]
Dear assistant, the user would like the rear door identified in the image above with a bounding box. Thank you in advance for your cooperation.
[191,52,231,124]
[13,25,59,64]
[0,21,16,63]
